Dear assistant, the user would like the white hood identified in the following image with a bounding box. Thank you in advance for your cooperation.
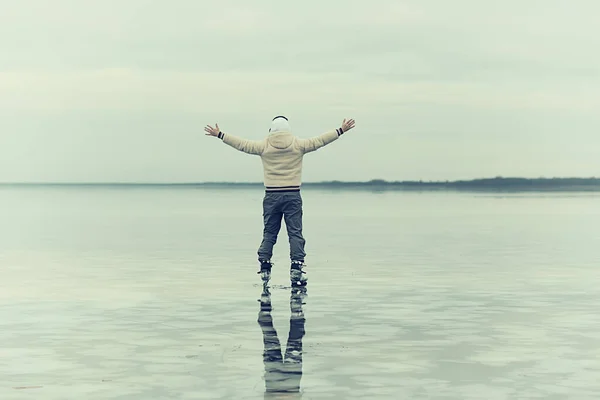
[270,116,291,133]
[267,116,293,149]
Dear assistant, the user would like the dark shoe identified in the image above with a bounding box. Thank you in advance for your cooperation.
[290,261,307,287]
[258,260,273,285]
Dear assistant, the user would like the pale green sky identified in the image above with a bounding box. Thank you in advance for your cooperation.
[1,0,599,182]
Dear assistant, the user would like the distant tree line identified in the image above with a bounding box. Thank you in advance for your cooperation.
[3,177,600,191]
[300,177,600,191]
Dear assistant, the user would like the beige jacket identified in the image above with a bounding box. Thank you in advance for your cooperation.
[218,128,344,191]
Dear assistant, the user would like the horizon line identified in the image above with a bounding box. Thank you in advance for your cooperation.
[1,176,599,185]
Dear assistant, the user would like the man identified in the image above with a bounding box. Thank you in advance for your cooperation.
[204,116,356,287]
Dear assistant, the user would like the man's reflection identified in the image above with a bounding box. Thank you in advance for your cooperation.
[258,286,307,398]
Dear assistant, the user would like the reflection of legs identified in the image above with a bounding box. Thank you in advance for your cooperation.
[258,287,306,395]
[258,287,284,393]
[282,288,306,392]
[258,193,283,262]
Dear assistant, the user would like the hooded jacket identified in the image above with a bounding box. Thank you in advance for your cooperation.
[217,117,344,192]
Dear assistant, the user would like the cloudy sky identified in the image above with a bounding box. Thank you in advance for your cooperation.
[1,0,599,183]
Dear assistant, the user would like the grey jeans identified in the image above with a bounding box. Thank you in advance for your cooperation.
[258,191,306,262]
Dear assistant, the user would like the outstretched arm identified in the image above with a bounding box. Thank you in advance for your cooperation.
[296,118,356,154]
[205,123,265,156]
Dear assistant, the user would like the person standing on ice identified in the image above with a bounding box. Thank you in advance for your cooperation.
[204,116,356,287]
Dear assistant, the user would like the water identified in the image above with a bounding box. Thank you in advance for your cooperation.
[1,187,599,399]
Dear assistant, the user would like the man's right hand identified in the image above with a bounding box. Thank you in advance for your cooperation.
[204,123,220,137]
[341,119,356,133]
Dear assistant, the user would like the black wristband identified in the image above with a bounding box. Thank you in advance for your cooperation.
[338,127,344,136]
[218,131,224,139]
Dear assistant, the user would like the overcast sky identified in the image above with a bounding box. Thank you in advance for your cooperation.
[1,0,599,183]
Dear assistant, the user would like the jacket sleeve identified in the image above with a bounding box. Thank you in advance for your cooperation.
[219,132,266,155]
[296,128,343,154]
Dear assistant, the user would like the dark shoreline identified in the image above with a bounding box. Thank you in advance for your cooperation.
[1,178,600,192]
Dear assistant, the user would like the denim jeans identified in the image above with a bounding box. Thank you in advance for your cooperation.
[257,191,306,262]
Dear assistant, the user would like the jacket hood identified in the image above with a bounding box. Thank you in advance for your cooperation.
[267,116,293,149]
[267,131,294,149]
